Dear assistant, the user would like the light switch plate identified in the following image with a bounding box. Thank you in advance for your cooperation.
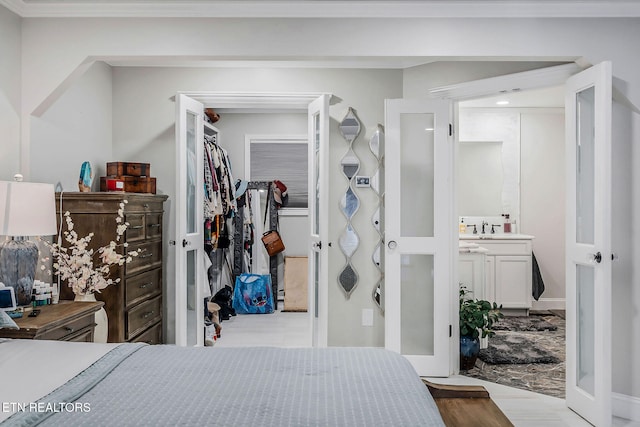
[362,308,374,326]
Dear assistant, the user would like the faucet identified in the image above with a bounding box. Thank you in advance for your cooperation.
[491,224,502,234]
[481,221,488,234]
[469,224,478,234]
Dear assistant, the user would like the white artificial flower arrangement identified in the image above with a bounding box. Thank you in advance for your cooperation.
[40,201,139,296]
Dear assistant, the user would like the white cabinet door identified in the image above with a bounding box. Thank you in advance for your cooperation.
[384,98,453,376]
[459,253,485,300]
[485,256,495,302]
[494,255,532,309]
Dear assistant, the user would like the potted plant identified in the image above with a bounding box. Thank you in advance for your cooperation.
[459,285,503,370]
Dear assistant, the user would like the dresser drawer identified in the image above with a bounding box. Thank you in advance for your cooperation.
[37,314,95,341]
[126,268,162,308]
[146,213,163,240]
[126,240,162,275]
[127,295,162,340]
[64,327,95,342]
[131,322,163,345]
[127,199,165,214]
[125,214,146,242]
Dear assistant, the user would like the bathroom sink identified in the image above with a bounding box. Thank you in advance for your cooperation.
[459,233,534,240]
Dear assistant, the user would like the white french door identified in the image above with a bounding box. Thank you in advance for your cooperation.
[565,62,612,426]
[384,98,453,376]
[308,94,330,347]
[175,94,206,347]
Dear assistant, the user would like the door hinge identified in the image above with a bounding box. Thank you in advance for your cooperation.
[449,124,453,136]
[449,324,452,337]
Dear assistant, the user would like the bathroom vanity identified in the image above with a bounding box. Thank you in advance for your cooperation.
[460,234,534,316]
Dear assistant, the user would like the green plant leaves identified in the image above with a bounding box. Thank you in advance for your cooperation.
[459,284,504,340]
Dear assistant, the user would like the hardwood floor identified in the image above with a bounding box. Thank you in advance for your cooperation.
[425,381,514,427]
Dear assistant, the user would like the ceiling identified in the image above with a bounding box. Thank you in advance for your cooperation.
[0,0,597,107]
[460,86,565,108]
[3,0,640,18]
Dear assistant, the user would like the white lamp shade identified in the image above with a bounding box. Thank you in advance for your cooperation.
[0,181,57,236]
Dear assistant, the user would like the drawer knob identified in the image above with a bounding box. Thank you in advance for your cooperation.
[143,204,149,208]
[64,327,74,333]
[148,223,161,228]
[143,311,154,319]
[139,253,153,259]
[130,225,143,230]
[140,282,153,289]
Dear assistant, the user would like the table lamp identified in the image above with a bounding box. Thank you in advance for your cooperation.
[0,175,57,306]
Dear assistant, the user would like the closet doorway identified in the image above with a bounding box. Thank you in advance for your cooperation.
[174,92,332,349]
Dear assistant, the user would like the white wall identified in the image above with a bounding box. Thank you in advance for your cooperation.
[0,6,21,181]
[520,111,565,305]
[13,15,640,400]
[30,61,113,191]
[112,66,402,346]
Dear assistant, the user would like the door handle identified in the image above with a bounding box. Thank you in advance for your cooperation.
[387,240,397,249]
[182,239,191,248]
[312,241,322,250]
[592,251,602,264]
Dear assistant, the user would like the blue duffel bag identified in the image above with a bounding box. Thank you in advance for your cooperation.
[232,273,274,314]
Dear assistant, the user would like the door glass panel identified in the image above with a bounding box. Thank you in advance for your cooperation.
[401,254,434,355]
[186,111,197,234]
[576,264,595,396]
[576,87,595,244]
[314,251,319,318]
[400,113,434,237]
[186,249,197,346]
[313,112,320,235]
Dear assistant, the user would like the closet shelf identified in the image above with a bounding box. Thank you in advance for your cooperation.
[204,121,219,136]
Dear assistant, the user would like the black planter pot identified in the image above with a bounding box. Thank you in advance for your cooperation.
[459,335,480,370]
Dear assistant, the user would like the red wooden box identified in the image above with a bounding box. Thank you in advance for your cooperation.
[100,176,156,194]
[106,162,151,177]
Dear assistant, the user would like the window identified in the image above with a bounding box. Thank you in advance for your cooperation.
[246,135,308,209]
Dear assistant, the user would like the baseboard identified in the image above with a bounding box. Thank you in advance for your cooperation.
[531,298,565,311]
[613,392,640,422]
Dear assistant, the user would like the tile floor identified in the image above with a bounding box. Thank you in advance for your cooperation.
[214,307,639,427]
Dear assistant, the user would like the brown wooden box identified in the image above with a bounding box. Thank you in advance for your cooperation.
[107,162,151,177]
[100,176,156,194]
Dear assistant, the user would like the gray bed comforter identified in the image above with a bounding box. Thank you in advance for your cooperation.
[5,344,445,426]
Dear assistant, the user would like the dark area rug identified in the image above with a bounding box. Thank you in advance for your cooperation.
[463,314,566,398]
[479,333,561,364]
[493,316,557,332]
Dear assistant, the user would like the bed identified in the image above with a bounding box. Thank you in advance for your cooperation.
[0,339,445,426]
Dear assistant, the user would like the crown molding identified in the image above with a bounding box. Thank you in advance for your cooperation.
[2,0,640,18]
[429,63,582,100]
[175,91,336,110]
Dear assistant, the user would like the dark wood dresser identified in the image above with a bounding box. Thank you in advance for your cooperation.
[0,301,103,342]
[55,192,168,343]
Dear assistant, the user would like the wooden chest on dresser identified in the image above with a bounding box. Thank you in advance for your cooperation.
[55,192,168,343]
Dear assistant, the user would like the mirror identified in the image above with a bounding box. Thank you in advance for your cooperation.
[338,108,362,299]
[369,124,385,312]
[338,108,360,299]
[458,108,522,225]
[340,187,360,221]
[339,107,362,143]
[457,141,505,216]
[341,153,360,180]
